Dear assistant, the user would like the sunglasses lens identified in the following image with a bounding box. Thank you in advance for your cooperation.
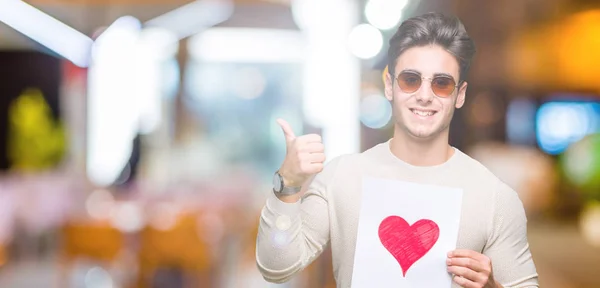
[431,77,456,97]
[397,72,422,93]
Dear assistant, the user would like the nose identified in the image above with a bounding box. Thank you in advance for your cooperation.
[414,80,434,103]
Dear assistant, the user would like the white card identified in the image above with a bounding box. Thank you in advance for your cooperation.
[351,177,463,287]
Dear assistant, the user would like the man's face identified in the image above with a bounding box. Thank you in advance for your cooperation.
[384,44,467,141]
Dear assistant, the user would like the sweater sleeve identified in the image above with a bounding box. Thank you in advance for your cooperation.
[484,180,539,287]
[255,156,343,283]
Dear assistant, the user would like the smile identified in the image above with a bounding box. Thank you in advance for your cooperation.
[410,108,437,117]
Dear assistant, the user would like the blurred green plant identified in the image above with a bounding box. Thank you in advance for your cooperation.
[561,133,600,201]
[7,88,67,171]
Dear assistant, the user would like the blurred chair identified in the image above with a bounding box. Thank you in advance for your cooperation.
[136,212,213,288]
[59,220,125,286]
[0,243,6,268]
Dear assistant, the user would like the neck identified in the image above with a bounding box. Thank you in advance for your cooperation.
[390,127,454,167]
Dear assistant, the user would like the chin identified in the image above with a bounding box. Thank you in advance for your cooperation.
[405,123,439,139]
[408,130,437,139]
[397,125,435,139]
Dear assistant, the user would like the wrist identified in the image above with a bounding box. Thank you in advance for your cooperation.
[278,169,303,187]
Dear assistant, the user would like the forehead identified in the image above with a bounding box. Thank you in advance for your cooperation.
[394,45,460,78]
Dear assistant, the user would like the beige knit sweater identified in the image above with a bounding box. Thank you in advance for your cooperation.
[256,139,539,287]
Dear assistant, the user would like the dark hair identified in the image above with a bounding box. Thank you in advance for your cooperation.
[387,12,476,83]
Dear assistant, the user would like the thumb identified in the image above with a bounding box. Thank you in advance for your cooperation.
[276,118,296,142]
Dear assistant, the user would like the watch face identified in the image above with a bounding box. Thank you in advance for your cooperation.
[273,173,282,192]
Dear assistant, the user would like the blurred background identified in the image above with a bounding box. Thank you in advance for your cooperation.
[0,0,599,287]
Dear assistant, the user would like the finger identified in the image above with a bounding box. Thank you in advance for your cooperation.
[298,133,322,144]
[448,249,486,262]
[309,153,326,163]
[447,266,485,284]
[451,275,478,288]
[301,142,324,153]
[450,250,492,270]
[304,163,323,174]
[447,257,486,273]
[276,118,296,141]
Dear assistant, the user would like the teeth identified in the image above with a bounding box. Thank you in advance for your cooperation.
[411,109,435,116]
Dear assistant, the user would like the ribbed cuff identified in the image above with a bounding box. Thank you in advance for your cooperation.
[267,190,301,217]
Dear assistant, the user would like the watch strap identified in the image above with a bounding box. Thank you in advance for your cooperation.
[274,171,302,195]
[280,185,302,195]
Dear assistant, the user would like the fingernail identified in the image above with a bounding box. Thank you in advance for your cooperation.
[446,259,451,265]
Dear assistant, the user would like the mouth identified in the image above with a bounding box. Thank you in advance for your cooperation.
[409,108,438,117]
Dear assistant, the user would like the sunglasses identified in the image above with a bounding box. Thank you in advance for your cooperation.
[395,70,460,98]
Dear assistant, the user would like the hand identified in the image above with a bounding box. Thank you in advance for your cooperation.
[447,249,501,288]
[277,118,326,187]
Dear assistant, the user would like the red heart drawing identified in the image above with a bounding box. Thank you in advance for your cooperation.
[378,216,440,277]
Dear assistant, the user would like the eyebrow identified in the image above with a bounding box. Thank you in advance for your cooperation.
[400,69,421,75]
[400,69,456,80]
[433,72,455,79]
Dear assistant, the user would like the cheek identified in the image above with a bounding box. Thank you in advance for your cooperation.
[391,89,411,104]
[391,96,409,115]
[432,100,454,120]
[441,102,456,119]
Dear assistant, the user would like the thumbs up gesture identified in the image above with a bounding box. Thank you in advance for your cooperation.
[277,118,326,187]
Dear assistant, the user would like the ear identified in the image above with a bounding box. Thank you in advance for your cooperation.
[455,81,468,109]
[384,66,394,101]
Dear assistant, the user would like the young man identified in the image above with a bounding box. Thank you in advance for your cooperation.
[256,12,538,288]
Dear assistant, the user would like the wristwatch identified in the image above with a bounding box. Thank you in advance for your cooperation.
[273,171,302,195]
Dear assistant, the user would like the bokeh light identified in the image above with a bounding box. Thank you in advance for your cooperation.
[360,93,392,129]
[110,202,144,233]
[232,67,267,100]
[536,102,600,155]
[365,0,408,30]
[84,266,114,288]
[562,133,600,198]
[580,201,600,248]
[348,24,383,59]
[506,98,537,145]
[86,189,115,220]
